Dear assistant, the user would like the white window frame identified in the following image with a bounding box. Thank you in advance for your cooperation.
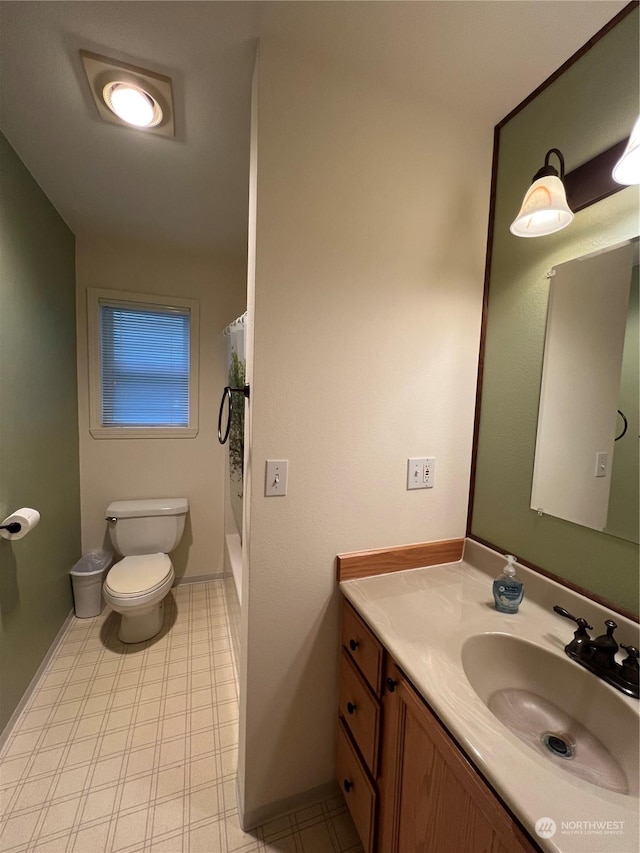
[87,288,199,439]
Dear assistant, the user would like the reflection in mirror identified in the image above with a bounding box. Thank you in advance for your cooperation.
[609,257,639,541]
[531,240,639,544]
[469,4,639,615]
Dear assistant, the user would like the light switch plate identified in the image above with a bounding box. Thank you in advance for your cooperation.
[265,460,288,496]
[594,451,608,478]
[407,457,435,490]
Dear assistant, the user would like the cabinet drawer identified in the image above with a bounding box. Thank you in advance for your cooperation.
[337,716,376,853]
[339,649,380,775]
[341,600,383,695]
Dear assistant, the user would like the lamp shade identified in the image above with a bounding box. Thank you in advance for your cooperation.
[612,116,640,185]
[510,174,574,237]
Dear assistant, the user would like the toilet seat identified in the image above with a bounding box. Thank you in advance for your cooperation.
[103,553,174,612]
[104,553,172,597]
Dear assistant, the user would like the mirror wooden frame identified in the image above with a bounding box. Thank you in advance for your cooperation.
[466,0,639,622]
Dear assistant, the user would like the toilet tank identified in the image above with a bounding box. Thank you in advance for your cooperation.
[106,498,189,556]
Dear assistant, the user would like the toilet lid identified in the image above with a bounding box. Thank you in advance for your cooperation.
[104,553,172,596]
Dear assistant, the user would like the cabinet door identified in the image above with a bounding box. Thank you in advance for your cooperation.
[377,662,538,853]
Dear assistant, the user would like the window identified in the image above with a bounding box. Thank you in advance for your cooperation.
[88,289,199,438]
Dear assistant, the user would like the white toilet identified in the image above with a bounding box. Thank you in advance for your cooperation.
[103,497,189,643]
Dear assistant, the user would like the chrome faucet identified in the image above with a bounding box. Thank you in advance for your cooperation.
[553,606,639,700]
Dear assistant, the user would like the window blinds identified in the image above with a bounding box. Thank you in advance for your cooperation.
[100,302,190,427]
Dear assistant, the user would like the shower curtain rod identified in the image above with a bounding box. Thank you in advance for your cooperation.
[223,311,247,336]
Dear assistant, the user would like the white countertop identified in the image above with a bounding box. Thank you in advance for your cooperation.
[340,539,639,853]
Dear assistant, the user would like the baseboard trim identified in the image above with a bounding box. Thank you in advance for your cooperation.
[0,608,75,750]
[239,780,340,831]
[174,572,224,586]
[235,774,246,829]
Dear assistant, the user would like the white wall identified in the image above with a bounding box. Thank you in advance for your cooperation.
[236,56,259,812]
[238,42,493,826]
[76,235,246,580]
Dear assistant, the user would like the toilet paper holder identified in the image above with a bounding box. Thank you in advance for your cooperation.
[0,508,41,540]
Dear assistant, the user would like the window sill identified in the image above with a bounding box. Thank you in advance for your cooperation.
[89,426,199,440]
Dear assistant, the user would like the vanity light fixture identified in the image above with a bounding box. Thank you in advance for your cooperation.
[510,148,574,238]
[80,51,175,138]
[612,116,640,185]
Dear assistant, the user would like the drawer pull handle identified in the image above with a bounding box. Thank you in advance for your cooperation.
[343,779,354,793]
[346,701,357,715]
[386,677,398,693]
[349,639,359,651]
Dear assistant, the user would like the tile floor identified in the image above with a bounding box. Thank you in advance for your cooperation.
[0,581,362,853]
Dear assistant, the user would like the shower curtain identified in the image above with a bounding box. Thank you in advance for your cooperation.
[225,313,246,538]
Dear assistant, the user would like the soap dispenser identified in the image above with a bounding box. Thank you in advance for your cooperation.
[493,555,524,613]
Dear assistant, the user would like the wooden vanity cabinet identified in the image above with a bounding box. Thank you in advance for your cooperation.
[338,601,383,852]
[377,659,538,853]
[338,599,539,853]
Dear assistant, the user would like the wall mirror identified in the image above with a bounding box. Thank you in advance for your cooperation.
[469,3,639,617]
[531,240,638,544]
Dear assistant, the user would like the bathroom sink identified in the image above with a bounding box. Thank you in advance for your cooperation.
[461,633,639,796]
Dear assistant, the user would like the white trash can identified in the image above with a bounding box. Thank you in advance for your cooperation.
[70,550,113,618]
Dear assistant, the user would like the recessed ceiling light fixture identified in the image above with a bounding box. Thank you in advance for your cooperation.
[80,50,174,138]
[103,81,162,128]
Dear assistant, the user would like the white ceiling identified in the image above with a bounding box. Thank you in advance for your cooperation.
[0,1,628,254]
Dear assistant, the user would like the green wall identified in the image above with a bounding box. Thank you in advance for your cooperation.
[471,9,639,614]
[0,133,81,731]
[606,264,639,543]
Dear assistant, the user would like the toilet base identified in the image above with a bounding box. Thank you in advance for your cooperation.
[118,598,165,643]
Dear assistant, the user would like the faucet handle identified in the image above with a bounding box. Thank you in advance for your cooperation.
[619,645,639,687]
[553,606,593,631]
[553,606,593,657]
[620,643,639,660]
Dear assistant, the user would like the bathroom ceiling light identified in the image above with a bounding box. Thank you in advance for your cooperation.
[102,82,161,128]
[80,51,175,138]
[510,148,574,238]
[612,116,640,185]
